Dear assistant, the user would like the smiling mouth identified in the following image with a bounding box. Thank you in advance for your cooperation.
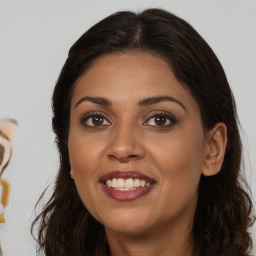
[100,171,156,201]
[105,178,152,190]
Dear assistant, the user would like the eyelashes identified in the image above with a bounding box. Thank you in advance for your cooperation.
[80,111,177,130]
[80,112,111,129]
[143,112,177,129]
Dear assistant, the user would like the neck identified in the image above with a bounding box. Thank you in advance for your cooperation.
[105,217,194,256]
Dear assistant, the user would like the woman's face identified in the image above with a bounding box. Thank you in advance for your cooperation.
[68,52,208,236]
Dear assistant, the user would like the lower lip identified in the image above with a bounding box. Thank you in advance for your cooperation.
[101,183,154,201]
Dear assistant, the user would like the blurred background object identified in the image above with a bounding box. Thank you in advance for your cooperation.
[0,119,17,256]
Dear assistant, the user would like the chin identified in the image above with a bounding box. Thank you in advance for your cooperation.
[97,209,158,236]
[104,220,154,236]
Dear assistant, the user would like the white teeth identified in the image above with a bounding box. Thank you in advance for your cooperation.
[106,180,112,187]
[112,178,118,187]
[125,178,134,189]
[134,179,140,187]
[105,178,152,190]
[117,178,125,187]
[118,187,136,191]
[140,180,146,187]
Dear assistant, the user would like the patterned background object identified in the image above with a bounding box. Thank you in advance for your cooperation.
[0,120,17,256]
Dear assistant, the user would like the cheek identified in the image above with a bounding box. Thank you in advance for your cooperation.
[68,132,103,206]
[150,128,204,174]
[69,144,103,221]
[69,132,103,176]
[147,131,204,211]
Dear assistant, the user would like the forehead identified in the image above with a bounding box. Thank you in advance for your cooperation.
[71,52,198,112]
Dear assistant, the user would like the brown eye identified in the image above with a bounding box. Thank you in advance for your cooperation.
[143,112,177,129]
[147,115,171,127]
[154,116,167,126]
[92,116,104,126]
[81,114,111,128]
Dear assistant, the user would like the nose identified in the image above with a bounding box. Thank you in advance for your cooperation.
[106,125,145,162]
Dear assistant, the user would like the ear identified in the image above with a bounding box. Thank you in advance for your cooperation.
[202,122,227,176]
[70,170,74,179]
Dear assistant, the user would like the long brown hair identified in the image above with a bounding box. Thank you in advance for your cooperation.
[32,8,255,256]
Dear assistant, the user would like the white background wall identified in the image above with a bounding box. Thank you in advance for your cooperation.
[0,0,255,255]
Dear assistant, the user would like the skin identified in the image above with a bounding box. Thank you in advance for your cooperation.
[68,52,227,256]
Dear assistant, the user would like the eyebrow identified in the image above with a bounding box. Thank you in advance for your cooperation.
[75,96,112,108]
[75,95,186,112]
[138,96,187,112]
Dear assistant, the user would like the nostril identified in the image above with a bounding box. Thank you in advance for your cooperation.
[106,135,145,161]
[108,152,142,161]
[128,154,138,158]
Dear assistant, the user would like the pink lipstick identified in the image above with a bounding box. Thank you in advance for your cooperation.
[100,171,156,201]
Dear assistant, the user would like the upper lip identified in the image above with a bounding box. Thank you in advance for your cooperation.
[99,171,156,183]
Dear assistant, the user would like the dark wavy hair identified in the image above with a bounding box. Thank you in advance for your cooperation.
[32,8,255,256]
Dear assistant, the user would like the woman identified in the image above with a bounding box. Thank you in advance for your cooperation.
[32,8,255,256]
